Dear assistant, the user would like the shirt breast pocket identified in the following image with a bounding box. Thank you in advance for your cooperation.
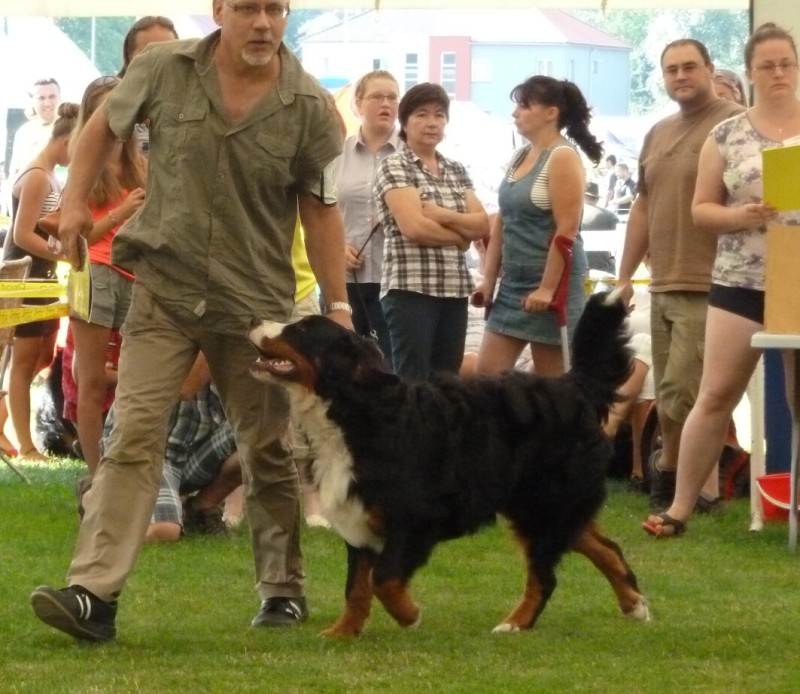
[255,133,298,189]
[161,103,207,150]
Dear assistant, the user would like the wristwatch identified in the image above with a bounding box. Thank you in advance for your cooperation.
[327,301,353,316]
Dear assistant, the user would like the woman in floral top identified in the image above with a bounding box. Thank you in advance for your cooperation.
[643,22,800,538]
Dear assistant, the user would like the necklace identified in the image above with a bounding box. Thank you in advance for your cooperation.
[768,107,800,138]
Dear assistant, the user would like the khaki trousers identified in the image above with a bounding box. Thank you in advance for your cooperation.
[68,283,303,601]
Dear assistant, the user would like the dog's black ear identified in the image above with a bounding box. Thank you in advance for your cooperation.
[317,330,394,390]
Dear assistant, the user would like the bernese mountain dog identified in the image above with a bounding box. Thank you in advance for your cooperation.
[249,292,651,636]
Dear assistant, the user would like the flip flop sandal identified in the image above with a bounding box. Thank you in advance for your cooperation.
[642,512,686,538]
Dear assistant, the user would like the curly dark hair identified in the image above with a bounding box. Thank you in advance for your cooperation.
[510,76,603,164]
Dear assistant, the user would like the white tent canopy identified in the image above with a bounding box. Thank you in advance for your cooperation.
[0,17,99,106]
[0,0,748,16]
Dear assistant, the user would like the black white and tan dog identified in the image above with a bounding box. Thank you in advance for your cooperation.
[249,292,651,636]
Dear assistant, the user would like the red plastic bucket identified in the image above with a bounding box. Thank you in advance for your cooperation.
[756,473,800,521]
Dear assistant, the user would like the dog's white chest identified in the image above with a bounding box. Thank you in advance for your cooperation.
[293,393,384,553]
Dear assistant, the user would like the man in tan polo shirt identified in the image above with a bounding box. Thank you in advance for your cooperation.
[617,38,744,514]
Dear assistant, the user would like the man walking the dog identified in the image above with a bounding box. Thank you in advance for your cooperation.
[616,39,743,513]
[30,0,351,641]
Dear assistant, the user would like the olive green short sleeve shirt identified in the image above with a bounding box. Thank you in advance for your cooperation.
[105,32,343,333]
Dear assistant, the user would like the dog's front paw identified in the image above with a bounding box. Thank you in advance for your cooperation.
[491,622,521,634]
[623,598,652,622]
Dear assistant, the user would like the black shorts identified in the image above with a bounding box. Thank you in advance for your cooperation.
[13,297,61,338]
[708,284,764,324]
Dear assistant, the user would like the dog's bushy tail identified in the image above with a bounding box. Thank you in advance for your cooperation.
[568,291,633,420]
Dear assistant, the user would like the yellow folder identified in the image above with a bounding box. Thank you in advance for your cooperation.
[66,237,92,321]
[762,142,800,212]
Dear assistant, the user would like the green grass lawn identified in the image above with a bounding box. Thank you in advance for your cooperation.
[2,460,799,693]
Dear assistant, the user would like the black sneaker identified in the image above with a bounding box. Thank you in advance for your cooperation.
[30,585,117,642]
[647,449,676,512]
[251,597,308,627]
[182,497,229,537]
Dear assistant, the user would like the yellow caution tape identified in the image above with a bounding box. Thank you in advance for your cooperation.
[0,280,65,299]
[0,302,69,328]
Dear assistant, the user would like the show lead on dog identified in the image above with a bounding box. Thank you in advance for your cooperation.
[30,0,351,641]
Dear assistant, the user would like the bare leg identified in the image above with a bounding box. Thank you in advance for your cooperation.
[646,308,761,534]
[223,485,244,526]
[529,342,566,377]
[8,334,55,459]
[193,451,243,511]
[630,398,654,479]
[72,319,112,475]
[0,396,17,453]
[476,330,526,375]
[296,456,330,528]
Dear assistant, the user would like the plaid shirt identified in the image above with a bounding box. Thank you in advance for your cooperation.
[374,143,475,298]
[102,384,236,525]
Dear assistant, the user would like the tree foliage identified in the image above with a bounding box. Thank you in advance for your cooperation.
[569,9,750,114]
[55,17,135,77]
[55,11,324,75]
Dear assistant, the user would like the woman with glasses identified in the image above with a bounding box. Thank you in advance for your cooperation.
[374,82,489,379]
[335,69,401,362]
[68,77,147,478]
[643,23,800,538]
[2,102,79,460]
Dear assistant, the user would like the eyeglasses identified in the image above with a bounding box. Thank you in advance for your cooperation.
[363,93,399,104]
[662,62,705,77]
[753,61,799,74]
[224,1,290,19]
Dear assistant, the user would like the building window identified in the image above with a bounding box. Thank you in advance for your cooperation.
[404,53,418,91]
[373,58,381,70]
[441,52,456,98]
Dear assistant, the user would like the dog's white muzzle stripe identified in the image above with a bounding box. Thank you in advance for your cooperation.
[250,320,287,344]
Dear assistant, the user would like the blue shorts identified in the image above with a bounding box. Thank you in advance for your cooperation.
[76,264,133,329]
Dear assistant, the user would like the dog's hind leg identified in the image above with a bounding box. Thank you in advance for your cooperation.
[321,543,377,637]
[493,535,558,633]
[571,522,652,621]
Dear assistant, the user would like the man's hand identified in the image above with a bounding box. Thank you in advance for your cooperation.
[615,280,635,309]
[59,205,95,269]
[345,244,363,271]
